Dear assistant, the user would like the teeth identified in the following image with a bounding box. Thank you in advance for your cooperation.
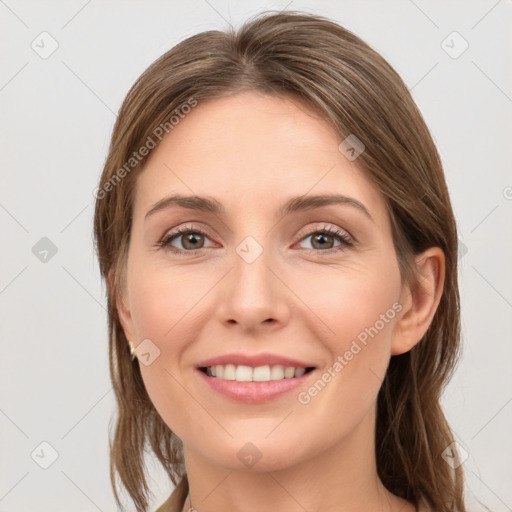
[204,364,310,382]
[284,366,295,379]
[223,364,235,380]
[235,365,253,381]
[270,365,284,380]
[294,367,306,377]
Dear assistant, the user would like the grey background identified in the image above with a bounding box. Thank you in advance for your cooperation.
[1,1,511,511]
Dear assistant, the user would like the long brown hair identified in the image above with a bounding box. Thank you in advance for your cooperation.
[94,10,465,512]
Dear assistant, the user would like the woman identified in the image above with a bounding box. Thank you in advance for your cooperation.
[94,10,465,512]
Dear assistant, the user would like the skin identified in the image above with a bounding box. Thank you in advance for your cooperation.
[116,91,445,512]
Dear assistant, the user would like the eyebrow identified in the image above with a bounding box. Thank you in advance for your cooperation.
[144,193,373,222]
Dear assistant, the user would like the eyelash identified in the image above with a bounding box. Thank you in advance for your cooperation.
[157,224,354,256]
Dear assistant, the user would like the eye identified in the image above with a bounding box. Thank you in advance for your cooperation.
[157,224,353,255]
[297,225,353,252]
[158,226,215,254]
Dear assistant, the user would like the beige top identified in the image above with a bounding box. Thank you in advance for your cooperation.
[155,477,432,512]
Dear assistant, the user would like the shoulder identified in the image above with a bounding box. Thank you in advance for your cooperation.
[155,476,188,512]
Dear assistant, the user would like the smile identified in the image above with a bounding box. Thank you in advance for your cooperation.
[200,364,315,382]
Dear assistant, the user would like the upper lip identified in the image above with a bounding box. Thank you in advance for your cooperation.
[196,352,316,369]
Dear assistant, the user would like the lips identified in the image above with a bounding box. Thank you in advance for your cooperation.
[195,352,317,403]
[196,352,316,369]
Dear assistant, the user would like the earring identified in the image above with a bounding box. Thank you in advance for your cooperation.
[128,341,136,360]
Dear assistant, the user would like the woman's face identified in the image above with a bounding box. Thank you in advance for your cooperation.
[118,91,409,471]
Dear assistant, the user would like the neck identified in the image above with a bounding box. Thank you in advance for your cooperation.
[180,406,414,512]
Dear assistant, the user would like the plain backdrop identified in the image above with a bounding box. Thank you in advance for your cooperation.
[1,1,511,511]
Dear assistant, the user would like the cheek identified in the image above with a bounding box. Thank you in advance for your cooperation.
[128,265,204,341]
[333,280,398,357]
[294,263,401,412]
[127,266,217,440]
[298,257,401,354]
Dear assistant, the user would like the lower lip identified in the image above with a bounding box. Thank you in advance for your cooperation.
[196,368,315,404]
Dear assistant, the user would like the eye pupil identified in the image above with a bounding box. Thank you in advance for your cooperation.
[312,233,333,250]
[183,233,204,249]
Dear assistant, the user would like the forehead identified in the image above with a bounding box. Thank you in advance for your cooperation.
[133,92,387,223]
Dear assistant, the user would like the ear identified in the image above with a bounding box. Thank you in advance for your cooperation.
[391,247,445,356]
[108,269,137,343]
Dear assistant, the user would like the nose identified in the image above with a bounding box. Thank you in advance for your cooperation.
[216,244,291,333]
